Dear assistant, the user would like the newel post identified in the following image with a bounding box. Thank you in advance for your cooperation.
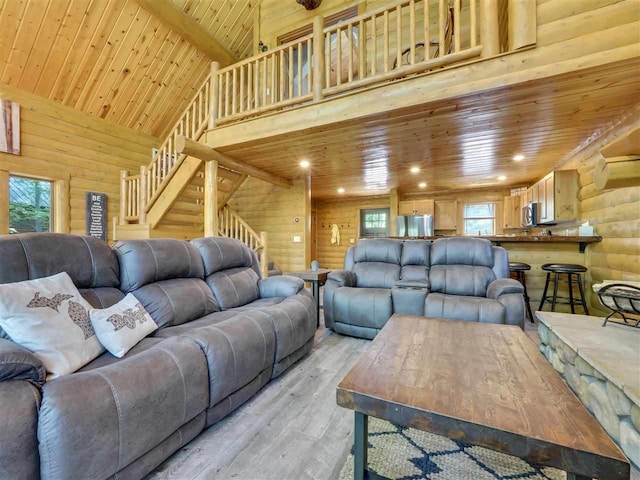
[312,15,325,102]
[119,170,127,225]
[480,0,500,57]
[139,165,148,224]
[209,61,220,129]
[260,231,269,278]
[204,159,219,237]
[508,0,536,51]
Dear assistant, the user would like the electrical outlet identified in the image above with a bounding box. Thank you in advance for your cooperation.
[293,236,301,243]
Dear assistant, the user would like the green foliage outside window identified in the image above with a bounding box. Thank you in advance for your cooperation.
[9,177,52,234]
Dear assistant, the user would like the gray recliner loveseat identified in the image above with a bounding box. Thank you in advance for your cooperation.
[324,237,525,339]
[0,233,316,480]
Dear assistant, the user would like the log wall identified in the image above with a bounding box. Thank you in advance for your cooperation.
[0,84,158,243]
[228,177,307,274]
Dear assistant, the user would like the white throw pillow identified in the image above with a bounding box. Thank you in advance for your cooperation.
[0,272,104,378]
[89,293,158,358]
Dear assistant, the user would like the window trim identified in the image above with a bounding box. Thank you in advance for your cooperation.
[462,202,496,236]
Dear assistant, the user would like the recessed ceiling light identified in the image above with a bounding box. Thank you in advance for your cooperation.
[418,182,427,188]
[299,160,310,168]
[497,175,507,181]
[512,154,525,161]
[337,188,345,194]
[410,167,420,174]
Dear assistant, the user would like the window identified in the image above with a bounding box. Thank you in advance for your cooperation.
[9,176,53,234]
[463,203,495,236]
[360,208,390,237]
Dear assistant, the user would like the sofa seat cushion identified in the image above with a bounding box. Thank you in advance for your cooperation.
[333,287,393,330]
[181,314,276,409]
[256,292,315,368]
[152,311,239,338]
[77,337,165,372]
[424,293,506,324]
[38,336,208,480]
[132,278,218,329]
[229,297,284,312]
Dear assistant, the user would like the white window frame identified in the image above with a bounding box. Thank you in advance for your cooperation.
[463,202,496,236]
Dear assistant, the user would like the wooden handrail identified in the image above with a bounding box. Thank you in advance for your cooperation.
[218,205,264,252]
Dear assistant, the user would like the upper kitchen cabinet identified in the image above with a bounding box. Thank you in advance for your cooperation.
[534,170,578,225]
[434,200,458,230]
[398,199,435,216]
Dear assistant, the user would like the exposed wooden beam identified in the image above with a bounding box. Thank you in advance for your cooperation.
[132,0,236,66]
[176,136,293,188]
[593,155,640,191]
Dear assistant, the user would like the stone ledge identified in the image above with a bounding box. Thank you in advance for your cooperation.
[536,311,640,469]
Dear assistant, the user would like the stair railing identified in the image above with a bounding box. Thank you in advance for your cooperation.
[218,205,268,277]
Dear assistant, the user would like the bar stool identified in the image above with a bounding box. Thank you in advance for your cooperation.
[509,262,534,323]
[539,263,589,314]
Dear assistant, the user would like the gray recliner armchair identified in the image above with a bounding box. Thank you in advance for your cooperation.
[324,237,525,339]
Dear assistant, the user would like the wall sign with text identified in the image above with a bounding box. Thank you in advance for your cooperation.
[86,192,107,241]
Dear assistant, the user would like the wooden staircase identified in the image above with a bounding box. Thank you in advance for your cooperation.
[113,72,268,275]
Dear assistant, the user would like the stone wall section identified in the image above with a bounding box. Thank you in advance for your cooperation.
[539,322,640,468]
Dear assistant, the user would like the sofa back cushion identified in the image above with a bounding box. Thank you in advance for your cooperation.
[400,240,431,282]
[114,239,204,292]
[353,238,402,264]
[0,233,119,288]
[114,239,217,328]
[429,237,496,296]
[353,262,400,289]
[192,237,261,310]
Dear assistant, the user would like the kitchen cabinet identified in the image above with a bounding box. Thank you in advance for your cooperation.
[503,195,522,229]
[533,170,577,224]
[398,199,434,216]
[434,200,457,230]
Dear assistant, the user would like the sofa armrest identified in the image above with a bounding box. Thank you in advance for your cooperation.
[259,276,304,298]
[327,270,356,287]
[486,278,524,299]
[0,338,46,386]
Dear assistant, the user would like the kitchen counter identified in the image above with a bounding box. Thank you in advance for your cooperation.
[388,235,602,253]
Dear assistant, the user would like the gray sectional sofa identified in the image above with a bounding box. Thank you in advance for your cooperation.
[324,237,525,339]
[0,233,316,480]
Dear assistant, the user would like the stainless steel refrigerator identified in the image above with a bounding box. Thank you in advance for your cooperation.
[397,215,434,237]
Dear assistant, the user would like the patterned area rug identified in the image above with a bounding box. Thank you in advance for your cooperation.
[339,418,565,480]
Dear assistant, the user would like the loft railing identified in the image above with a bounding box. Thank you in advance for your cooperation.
[218,205,268,277]
[213,33,315,124]
[208,0,520,126]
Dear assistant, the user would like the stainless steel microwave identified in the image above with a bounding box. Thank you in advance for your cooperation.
[522,203,538,227]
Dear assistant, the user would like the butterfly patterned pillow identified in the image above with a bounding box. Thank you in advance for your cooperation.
[89,293,157,358]
[0,272,104,379]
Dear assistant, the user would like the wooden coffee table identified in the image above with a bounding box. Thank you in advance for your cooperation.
[337,315,630,480]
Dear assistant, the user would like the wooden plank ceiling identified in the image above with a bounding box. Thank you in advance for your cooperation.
[0,0,256,139]
[217,58,640,199]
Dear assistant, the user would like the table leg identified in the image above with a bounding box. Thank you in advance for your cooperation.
[312,280,320,328]
[354,412,368,480]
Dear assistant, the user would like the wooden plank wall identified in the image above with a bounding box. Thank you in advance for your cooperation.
[228,177,306,274]
[314,195,390,269]
[0,84,158,242]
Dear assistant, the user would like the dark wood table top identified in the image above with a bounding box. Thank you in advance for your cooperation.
[337,315,629,480]
[288,268,332,281]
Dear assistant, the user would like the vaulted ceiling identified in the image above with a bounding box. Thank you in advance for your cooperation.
[0,0,257,139]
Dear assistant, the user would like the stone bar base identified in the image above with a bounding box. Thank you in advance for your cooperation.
[537,312,640,469]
